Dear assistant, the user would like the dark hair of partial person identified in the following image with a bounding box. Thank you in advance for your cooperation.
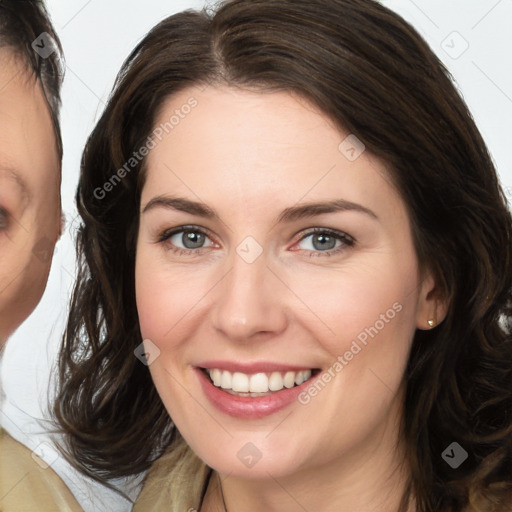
[52,0,512,510]
[0,0,64,158]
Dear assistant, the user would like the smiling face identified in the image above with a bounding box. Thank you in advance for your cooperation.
[135,84,440,484]
[0,51,61,344]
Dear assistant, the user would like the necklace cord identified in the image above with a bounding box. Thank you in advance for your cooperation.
[219,474,228,512]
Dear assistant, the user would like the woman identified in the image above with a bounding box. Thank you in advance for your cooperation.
[54,0,512,510]
[0,1,82,510]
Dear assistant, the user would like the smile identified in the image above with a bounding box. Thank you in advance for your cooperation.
[204,368,314,395]
[196,364,321,419]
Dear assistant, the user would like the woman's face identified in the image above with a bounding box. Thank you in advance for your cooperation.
[136,85,439,480]
[0,52,61,344]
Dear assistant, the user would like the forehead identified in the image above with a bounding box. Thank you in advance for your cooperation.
[144,85,398,209]
[155,85,340,148]
[0,49,60,188]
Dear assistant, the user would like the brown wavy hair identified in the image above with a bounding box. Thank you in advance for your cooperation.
[53,0,512,510]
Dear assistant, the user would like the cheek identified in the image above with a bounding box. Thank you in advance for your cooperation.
[0,238,51,340]
[137,262,198,340]
[284,253,418,358]
[292,255,419,425]
[135,253,210,437]
[135,244,213,354]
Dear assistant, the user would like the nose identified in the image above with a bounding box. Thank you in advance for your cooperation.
[211,246,288,343]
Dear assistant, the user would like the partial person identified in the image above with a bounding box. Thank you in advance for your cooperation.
[0,3,144,511]
[0,1,80,510]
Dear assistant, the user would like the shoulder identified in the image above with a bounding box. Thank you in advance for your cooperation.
[0,429,82,511]
[133,437,210,512]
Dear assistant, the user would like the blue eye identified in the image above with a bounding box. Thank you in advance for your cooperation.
[157,226,215,255]
[295,228,354,257]
[156,225,354,257]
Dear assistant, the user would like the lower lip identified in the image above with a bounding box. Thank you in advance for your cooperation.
[196,368,315,419]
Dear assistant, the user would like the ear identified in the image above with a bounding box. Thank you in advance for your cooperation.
[416,271,448,330]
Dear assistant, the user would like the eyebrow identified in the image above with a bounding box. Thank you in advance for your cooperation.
[0,165,30,203]
[142,195,378,223]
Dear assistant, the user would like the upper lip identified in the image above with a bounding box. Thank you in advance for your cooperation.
[196,360,317,374]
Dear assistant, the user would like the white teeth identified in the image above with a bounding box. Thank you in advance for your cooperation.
[211,369,222,386]
[249,373,268,393]
[268,372,284,391]
[220,370,232,389]
[283,371,296,389]
[206,368,314,393]
[295,369,312,385]
[232,372,249,392]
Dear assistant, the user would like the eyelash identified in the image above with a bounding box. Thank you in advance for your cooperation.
[156,225,355,258]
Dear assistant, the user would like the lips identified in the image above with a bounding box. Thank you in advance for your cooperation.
[195,362,320,418]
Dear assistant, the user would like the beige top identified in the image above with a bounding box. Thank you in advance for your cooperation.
[0,429,82,511]
[133,438,212,512]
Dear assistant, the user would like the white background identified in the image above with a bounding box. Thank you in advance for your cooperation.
[2,0,512,456]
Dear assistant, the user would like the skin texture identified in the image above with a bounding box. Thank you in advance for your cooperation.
[0,51,61,345]
[135,85,446,512]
